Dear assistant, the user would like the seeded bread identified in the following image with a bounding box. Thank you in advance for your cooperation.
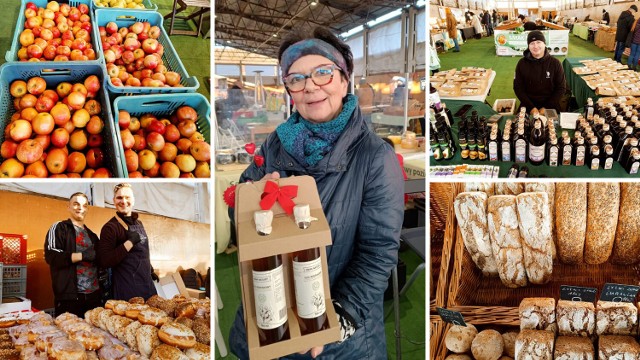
[465,182,495,197]
[584,183,620,264]
[454,192,498,276]
[515,192,553,284]
[555,183,587,264]
[611,183,640,264]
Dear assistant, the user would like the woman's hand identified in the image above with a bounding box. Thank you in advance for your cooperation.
[260,171,280,181]
[298,345,324,358]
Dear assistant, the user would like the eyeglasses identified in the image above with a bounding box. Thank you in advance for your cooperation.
[114,183,132,194]
[283,64,341,93]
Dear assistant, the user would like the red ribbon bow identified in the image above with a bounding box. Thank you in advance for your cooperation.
[260,180,298,214]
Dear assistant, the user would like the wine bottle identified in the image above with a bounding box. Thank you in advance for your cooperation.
[514,126,527,163]
[547,136,559,166]
[253,254,290,345]
[528,120,545,165]
[573,137,586,166]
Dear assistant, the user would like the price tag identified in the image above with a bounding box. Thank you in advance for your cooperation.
[560,285,597,302]
[436,307,467,327]
[600,283,640,303]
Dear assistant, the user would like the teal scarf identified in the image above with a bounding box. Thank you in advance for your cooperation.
[276,94,357,167]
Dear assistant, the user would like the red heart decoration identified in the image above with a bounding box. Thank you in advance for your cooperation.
[223,184,236,208]
[245,143,256,155]
[254,155,264,167]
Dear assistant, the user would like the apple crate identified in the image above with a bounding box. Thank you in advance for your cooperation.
[0,62,123,177]
[6,0,104,64]
[92,0,158,12]
[111,93,210,177]
[94,9,199,95]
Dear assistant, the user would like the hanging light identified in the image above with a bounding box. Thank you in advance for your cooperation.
[310,0,318,6]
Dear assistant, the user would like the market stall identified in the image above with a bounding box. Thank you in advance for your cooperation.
[594,27,616,52]
[494,29,570,56]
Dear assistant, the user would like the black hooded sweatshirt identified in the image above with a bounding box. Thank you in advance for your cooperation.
[513,48,567,113]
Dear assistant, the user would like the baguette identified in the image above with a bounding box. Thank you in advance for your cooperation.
[611,183,640,264]
[516,192,553,284]
[454,192,498,276]
[555,183,587,264]
[584,183,620,264]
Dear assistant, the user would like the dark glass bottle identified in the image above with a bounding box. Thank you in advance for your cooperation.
[615,126,634,161]
[501,132,512,162]
[253,255,290,346]
[468,128,478,160]
[602,135,615,170]
[430,129,442,161]
[458,129,468,160]
[573,137,586,166]
[561,136,573,166]
[507,164,519,178]
[547,136,559,166]
[528,120,545,165]
[488,131,499,161]
[589,146,601,170]
[620,137,639,165]
[477,130,487,161]
[518,166,529,178]
[514,127,527,163]
[292,247,328,335]
[625,149,640,174]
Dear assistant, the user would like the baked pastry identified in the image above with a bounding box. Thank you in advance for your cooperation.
[157,299,178,318]
[27,325,60,343]
[136,324,161,358]
[465,182,495,196]
[105,315,124,337]
[85,307,104,328]
[85,350,99,360]
[104,300,119,310]
[58,319,91,334]
[555,183,587,264]
[524,182,556,259]
[111,316,133,343]
[554,336,594,360]
[486,195,528,288]
[516,192,553,284]
[150,344,189,360]
[612,183,640,264]
[129,297,145,305]
[0,348,19,360]
[175,303,197,319]
[113,302,129,317]
[158,322,197,349]
[0,320,16,329]
[97,344,131,360]
[125,304,149,320]
[29,313,53,326]
[34,330,67,353]
[596,300,638,335]
[54,312,78,326]
[146,295,165,309]
[598,335,640,359]
[519,297,556,333]
[124,321,142,352]
[444,355,472,360]
[19,344,47,359]
[444,323,478,353]
[495,183,524,196]
[13,335,29,351]
[48,339,86,360]
[454,192,499,276]
[584,183,620,264]
[514,330,554,360]
[138,308,169,327]
[501,331,517,358]
[68,329,105,351]
[556,300,595,337]
[191,318,210,345]
[470,329,503,360]
[174,317,194,329]
[97,310,115,332]
[184,343,210,360]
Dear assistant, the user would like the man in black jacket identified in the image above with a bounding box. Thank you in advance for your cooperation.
[615,5,637,63]
[602,9,610,25]
[513,30,567,113]
[45,192,102,317]
[482,10,493,36]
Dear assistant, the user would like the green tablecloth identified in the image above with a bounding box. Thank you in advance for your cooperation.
[572,23,590,40]
[431,99,639,178]
[563,57,605,109]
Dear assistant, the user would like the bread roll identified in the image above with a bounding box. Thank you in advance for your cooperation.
[514,330,554,360]
[612,183,640,264]
[454,192,498,276]
[584,183,620,264]
[445,355,473,360]
[554,336,594,360]
[596,300,638,335]
[444,323,478,353]
[519,297,556,333]
[502,331,517,358]
[598,335,640,359]
[516,192,553,284]
[525,182,556,259]
[487,195,528,288]
[465,182,495,196]
[495,183,524,196]
[471,329,503,360]
[555,183,587,264]
[556,300,595,337]
[136,324,161,358]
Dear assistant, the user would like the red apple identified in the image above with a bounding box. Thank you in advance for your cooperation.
[25,160,48,178]
[51,128,70,148]
[160,162,180,178]
[0,159,25,178]
[86,148,104,169]
[46,148,68,174]
[146,132,165,151]
[189,141,211,162]
[1,140,18,159]
[124,149,138,172]
[66,152,86,173]
[16,139,44,164]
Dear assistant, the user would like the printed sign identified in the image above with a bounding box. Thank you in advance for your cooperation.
[495,30,570,56]
[600,283,640,303]
[436,307,467,326]
[560,285,597,302]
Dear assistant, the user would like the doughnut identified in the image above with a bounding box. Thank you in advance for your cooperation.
[174,303,196,319]
[136,325,160,358]
[184,343,210,360]
[124,321,142,352]
[19,344,47,359]
[157,300,177,318]
[0,320,16,328]
[97,310,114,332]
[138,308,169,327]
[174,317,193,329]
[126,354,147,360]
[0,348,19,359]
[113,302,129,317]
[191,318,210,345]
[68,330,105,351]
[97,344,130,360]
[85,350,99,360]
[149,344,189,360]
[9,324,28,341]
[29,313,53,326]
[172,295,188,304]
[13,335,29,351]
[104,300,119,310]
[27,325,59,343]
[158,322,196,349]
[48,339,86,360]
[54,313,78,326]
[34,330,66,352]
[58,319,91,334]
[128,297,145,305]
[16,319,30,326]
[112,317,133,343]
[145,295,165,309]
[124,304,149,320]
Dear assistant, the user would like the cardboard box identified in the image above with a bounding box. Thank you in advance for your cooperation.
[154,272,204,299]
[493,98,516,115]
[235,176,341,360]
[0,297,31,314]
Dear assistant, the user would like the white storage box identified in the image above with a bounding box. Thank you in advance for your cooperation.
[493,99,516,115]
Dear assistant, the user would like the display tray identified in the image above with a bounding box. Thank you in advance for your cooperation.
[430,183,458,313]
[430,319,445,358]
[436,322,521,359]
[91,0,157,12]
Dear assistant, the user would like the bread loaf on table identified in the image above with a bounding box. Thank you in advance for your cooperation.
[465,182,495,197]
[554,336,594,360]
[495,183,524,196]
[596,300,638,335]
[519,297,557,333]
[454,192,498,276]
[486,195,528,288]
[556,300,595,337]
[515,192,553,284]
[471,329,504,360]
[611,183,640,264]
[514,330,554,360]
[555,183,587,264]
[444,323,478,354]
[598,335,640,359]
[584,182,620,264]
[524,182,556,260]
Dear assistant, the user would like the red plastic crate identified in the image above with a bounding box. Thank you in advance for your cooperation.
[0,234,27,265]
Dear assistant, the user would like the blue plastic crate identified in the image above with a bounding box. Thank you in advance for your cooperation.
[3,279,26,297]
[3,265,26,280]
[92,0,157,12]
[6,0,104,64]
[94,9,199,95]
[112,93,210,177]
[0,62,123,178]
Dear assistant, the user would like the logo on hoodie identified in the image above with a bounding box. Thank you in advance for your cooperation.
[546,71,551,79]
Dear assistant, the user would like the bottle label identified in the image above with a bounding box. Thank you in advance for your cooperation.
[605,157,613,169]
[562,145,572,165]
[432,146,441,160]
[253,264,288,329]
[489,142,498,161]
[529,143,545,162]
[515,139,526,163]
[632,162,639,174]
[576,146,585,166]
[549,147,558,166]
[591,158,600,170]
[293,257,326,319]
[501,142,511,161]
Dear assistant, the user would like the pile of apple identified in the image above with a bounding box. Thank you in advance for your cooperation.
[18,1,95,62]
[118,107,210,178]
[4,75,112,178]
[99,20,182,88]
[94,0,146,9]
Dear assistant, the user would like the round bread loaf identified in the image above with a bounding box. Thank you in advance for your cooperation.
[184,343,210,360]
[97,309,115,331]
[471,329,504,360]
[444,324,478,353]
[175,316,194,329]
[125,304,149,320]
[158,322,197,349]
[112,316,134,343]
[124,320,143,352]
[150,344,189,360]
[97,343,130,360]
[175,302,197,319]
[146,295,165,309]
[54,312,78,326]
[138,308,169,327]
[444,355,473,360]
[113,302,129,316]
[501,331,518,357]
[136,324,161,358]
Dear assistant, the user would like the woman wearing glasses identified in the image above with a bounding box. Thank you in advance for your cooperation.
[229,27,405,359]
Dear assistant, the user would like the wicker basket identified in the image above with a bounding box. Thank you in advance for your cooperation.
[436,322,520,359]
[430,319,447,359]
